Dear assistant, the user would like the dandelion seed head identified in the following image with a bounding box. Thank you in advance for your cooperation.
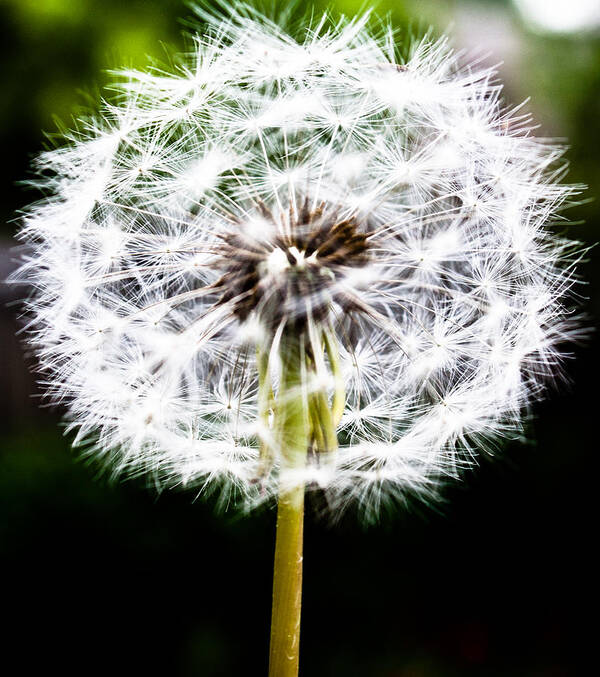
[15,5,583,518]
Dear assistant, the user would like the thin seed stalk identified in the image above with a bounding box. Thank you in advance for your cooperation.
[269,337,309,677]
[268,332,343,676]
[269,473,305,677]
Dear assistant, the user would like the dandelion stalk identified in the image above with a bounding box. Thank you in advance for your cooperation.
[270,481,305,677]
[269,336,309,677]
[268,330,342,675]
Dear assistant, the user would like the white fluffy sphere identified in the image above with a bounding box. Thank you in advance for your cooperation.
[17,6,582,516]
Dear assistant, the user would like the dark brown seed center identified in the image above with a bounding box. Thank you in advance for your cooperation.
[215,199,370,332]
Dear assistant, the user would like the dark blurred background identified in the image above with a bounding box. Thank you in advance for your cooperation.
[1,1,598,675]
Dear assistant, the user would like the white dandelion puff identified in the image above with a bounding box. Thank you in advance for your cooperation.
[15,5,583,517]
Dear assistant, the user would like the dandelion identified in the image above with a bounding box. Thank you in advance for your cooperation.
[16,5,582,675]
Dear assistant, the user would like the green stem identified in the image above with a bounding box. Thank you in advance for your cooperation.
[269,476,305,677]
[267,330,344,675]
[268,338,309,677]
